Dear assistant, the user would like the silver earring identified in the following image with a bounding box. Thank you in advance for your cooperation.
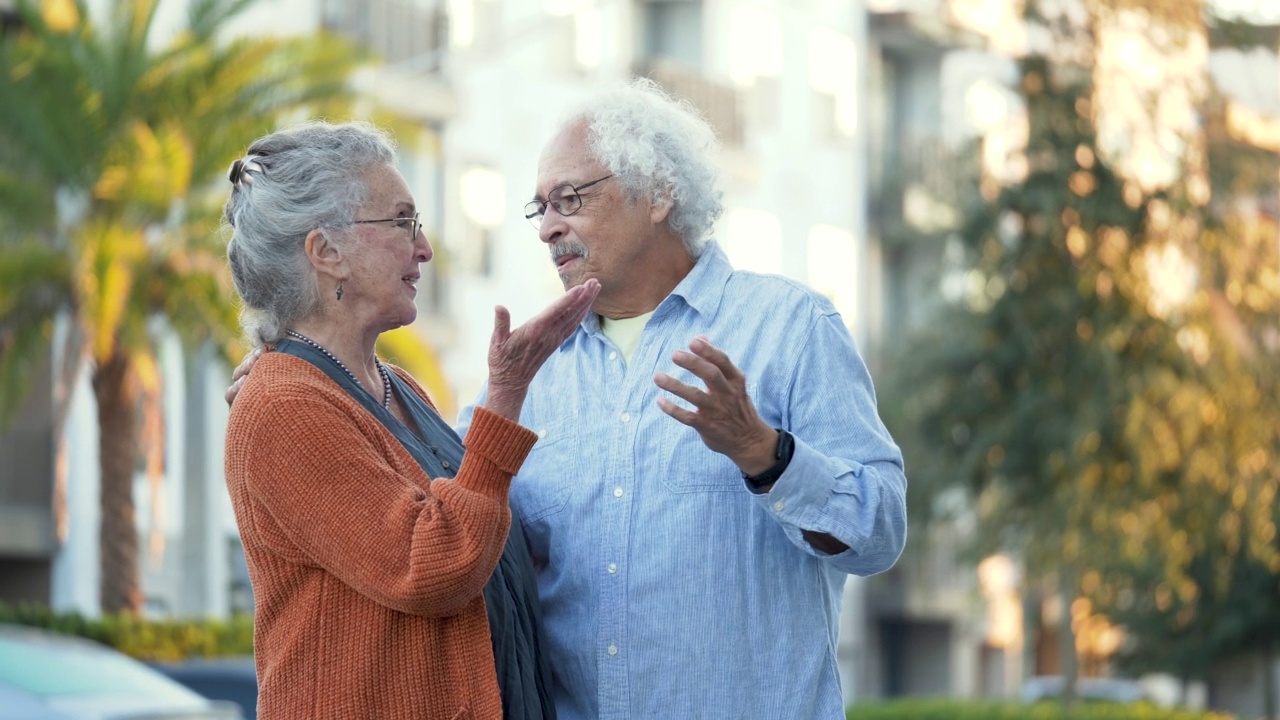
[336,282,344,301]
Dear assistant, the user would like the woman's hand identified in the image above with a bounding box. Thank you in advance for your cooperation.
[485,279,600,420]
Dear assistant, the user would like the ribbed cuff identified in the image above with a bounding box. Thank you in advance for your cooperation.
[462,407,538,475]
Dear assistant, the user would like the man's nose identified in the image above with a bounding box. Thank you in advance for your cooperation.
[539,208,567,244]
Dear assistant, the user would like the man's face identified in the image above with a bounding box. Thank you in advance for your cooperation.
[533,122,659,295]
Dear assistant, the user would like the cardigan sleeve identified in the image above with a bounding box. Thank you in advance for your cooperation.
[226,377,537,617]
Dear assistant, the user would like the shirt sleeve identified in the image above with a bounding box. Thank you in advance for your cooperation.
[230,382,535,617]
[749,311,908,576]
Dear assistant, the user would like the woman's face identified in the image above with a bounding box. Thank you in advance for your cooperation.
[344,163,432,332]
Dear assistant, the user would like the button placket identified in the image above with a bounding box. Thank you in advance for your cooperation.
[598,350,637,701]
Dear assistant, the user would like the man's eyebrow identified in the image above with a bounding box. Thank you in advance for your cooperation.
[529,182,560,204]
[530,179,577,203]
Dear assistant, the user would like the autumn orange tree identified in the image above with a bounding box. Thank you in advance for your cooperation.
[885,0,1280,707]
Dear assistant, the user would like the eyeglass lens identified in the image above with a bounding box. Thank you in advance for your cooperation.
[397,215,421,237]
[525,187,582,227]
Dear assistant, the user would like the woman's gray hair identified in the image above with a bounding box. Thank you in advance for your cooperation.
[222,121,397,347]
[566,78,723,259]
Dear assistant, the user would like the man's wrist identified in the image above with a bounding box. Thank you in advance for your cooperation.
[742,428,795,490]
[735,425,780,476]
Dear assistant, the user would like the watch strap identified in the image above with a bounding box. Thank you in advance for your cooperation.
[742,429,794,490]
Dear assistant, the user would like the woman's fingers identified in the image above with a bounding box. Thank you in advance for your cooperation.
[489,280,600,387]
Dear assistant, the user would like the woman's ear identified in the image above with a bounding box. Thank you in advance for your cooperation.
[304,228,346,280]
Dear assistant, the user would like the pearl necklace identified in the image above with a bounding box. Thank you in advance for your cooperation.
[285,330,392,410]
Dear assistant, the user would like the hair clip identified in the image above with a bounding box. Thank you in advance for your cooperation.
[227,155,264,189]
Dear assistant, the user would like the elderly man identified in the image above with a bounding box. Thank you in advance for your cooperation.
[456,79,907,719]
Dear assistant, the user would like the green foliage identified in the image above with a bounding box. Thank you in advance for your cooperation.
[0,0,367,418]
[0,603,253,661]
[0,0,368,613]
[845,699,1233,720]
[882,0,1280,691]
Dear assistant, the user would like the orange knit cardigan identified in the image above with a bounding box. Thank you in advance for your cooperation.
[224,353,537,719]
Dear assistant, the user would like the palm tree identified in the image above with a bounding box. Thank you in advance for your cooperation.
[0,0,368,613]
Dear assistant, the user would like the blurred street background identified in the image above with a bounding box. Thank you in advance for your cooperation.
[1,0,1278,717]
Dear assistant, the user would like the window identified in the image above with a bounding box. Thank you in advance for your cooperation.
[809,27,859,139]
[641,0,703,69]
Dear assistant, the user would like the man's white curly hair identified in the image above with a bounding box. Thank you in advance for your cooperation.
[562,78,724,259]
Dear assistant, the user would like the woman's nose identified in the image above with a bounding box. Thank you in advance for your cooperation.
[414,228,433,262]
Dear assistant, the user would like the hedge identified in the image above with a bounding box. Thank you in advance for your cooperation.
[0,603,253,661]
[846,699,1235,720]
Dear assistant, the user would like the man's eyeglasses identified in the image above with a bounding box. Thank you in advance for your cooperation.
[353,212,422,240]
[524,175,613,229]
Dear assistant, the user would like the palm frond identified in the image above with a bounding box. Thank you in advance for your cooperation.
[185,0,261,42]
[0,320,54,427]
[0,241,73,324]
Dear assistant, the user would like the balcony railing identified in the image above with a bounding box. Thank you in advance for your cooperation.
[871,136,980,238]
[633,58,743,147]
[321,0,449,67]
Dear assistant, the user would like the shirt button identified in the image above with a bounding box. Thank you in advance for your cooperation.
[613,487,624,497]
[620,412,631,423]
[442,461,451,469]
[607,645,619,656]
[608,351,618,361]
[607,563,618,574]
[773,500,785,512]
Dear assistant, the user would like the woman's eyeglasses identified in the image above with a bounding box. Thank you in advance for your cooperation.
[353,212,422,239]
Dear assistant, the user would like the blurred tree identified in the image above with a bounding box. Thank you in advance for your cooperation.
[0,0,368,614]
[886,0,1280,708]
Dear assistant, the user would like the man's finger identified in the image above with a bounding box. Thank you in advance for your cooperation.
[689,338,742,380]
[654,372,710,409]
[224,377,244,408]
[671,350,729,391]
[657,397,699,427]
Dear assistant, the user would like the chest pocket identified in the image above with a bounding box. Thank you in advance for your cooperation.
[658,381,773,493]
[511,416,576,524]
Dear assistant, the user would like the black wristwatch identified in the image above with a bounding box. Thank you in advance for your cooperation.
[742,429,795,491]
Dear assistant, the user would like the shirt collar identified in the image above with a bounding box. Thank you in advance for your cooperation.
[666,240,730,320]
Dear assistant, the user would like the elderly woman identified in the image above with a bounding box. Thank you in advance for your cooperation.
[222,121,597,719]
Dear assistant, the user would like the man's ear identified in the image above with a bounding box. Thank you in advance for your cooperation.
[304,228,346,280]
[650,191,674,225]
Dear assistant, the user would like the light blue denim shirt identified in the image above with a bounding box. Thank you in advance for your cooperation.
[457,242,907,719]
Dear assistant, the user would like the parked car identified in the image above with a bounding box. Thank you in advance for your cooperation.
[0,624,243,720]
[149,657,258,720]
[1021,675,1151,704]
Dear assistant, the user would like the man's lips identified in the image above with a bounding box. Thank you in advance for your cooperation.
[555,254,579,269]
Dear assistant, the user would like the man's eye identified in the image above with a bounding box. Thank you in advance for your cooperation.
[394,218,411,228]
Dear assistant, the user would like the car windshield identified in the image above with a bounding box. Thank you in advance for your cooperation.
[0,631,201,703]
